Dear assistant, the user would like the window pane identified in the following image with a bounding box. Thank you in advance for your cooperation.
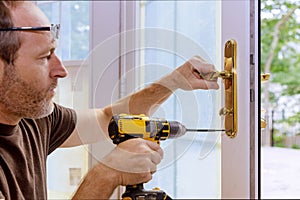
[38,1,90,60]
[139,1,221,198]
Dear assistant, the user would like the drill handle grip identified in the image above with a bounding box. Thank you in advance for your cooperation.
[108,117,134,144]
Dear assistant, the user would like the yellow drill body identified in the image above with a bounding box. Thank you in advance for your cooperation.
[108,114,186,144]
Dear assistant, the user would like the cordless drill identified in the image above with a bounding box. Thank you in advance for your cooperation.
[108,114,224,200]
[108,114,188,200]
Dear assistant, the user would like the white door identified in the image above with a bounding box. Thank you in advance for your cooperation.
[88,0,259,199]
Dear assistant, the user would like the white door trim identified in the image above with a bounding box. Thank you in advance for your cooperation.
[221,0,258,199]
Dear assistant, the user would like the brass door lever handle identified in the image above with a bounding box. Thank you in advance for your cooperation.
[199,70,232,81]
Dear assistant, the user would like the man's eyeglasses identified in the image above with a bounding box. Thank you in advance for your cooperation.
[0,24,60,40]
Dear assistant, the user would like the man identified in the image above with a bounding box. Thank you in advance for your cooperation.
[0,1,219,199]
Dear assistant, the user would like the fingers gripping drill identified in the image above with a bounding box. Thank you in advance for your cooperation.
[108,114,187,200]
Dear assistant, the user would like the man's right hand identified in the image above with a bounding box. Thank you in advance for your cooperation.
[72,138,163,199]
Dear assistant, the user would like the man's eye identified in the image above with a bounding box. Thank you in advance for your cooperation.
[41,54,51,60]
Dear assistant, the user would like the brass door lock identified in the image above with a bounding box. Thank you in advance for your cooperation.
[199,40,238,138]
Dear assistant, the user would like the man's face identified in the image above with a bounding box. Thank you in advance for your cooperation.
[0,2,67,120]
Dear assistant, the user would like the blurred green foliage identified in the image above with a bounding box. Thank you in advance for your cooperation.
[261,0,300,96]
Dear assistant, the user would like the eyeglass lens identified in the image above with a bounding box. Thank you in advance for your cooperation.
[51,24,60,40]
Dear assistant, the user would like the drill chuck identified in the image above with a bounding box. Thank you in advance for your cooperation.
[168,121,187,138]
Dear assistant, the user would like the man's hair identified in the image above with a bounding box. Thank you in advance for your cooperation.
[0,1,23,64]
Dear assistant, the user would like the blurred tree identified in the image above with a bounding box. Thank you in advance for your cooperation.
[261,0,300,145]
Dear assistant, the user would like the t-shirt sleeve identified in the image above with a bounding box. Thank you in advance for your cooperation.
[47,103,77,154]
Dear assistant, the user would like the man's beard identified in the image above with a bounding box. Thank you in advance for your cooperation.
[0,64,55,119]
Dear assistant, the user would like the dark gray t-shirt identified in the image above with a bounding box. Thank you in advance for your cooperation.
[0,103,77,200]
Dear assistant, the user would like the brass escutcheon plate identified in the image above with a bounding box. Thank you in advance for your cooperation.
[223,39,237,138]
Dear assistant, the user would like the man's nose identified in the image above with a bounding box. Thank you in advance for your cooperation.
[49,54,68,78]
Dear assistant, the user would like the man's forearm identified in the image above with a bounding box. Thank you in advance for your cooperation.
[72,163,119,199]
[104,74,175,117]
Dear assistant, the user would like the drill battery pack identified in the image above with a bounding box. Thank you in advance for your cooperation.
[122,184,172,200]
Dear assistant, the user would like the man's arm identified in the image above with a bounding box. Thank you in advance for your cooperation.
[61,55,219,147]
[72,163,119,199]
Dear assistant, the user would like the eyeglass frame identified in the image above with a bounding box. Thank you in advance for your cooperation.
[0,24,60,40]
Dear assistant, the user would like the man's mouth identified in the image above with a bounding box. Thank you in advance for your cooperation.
[48,82,57,97]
